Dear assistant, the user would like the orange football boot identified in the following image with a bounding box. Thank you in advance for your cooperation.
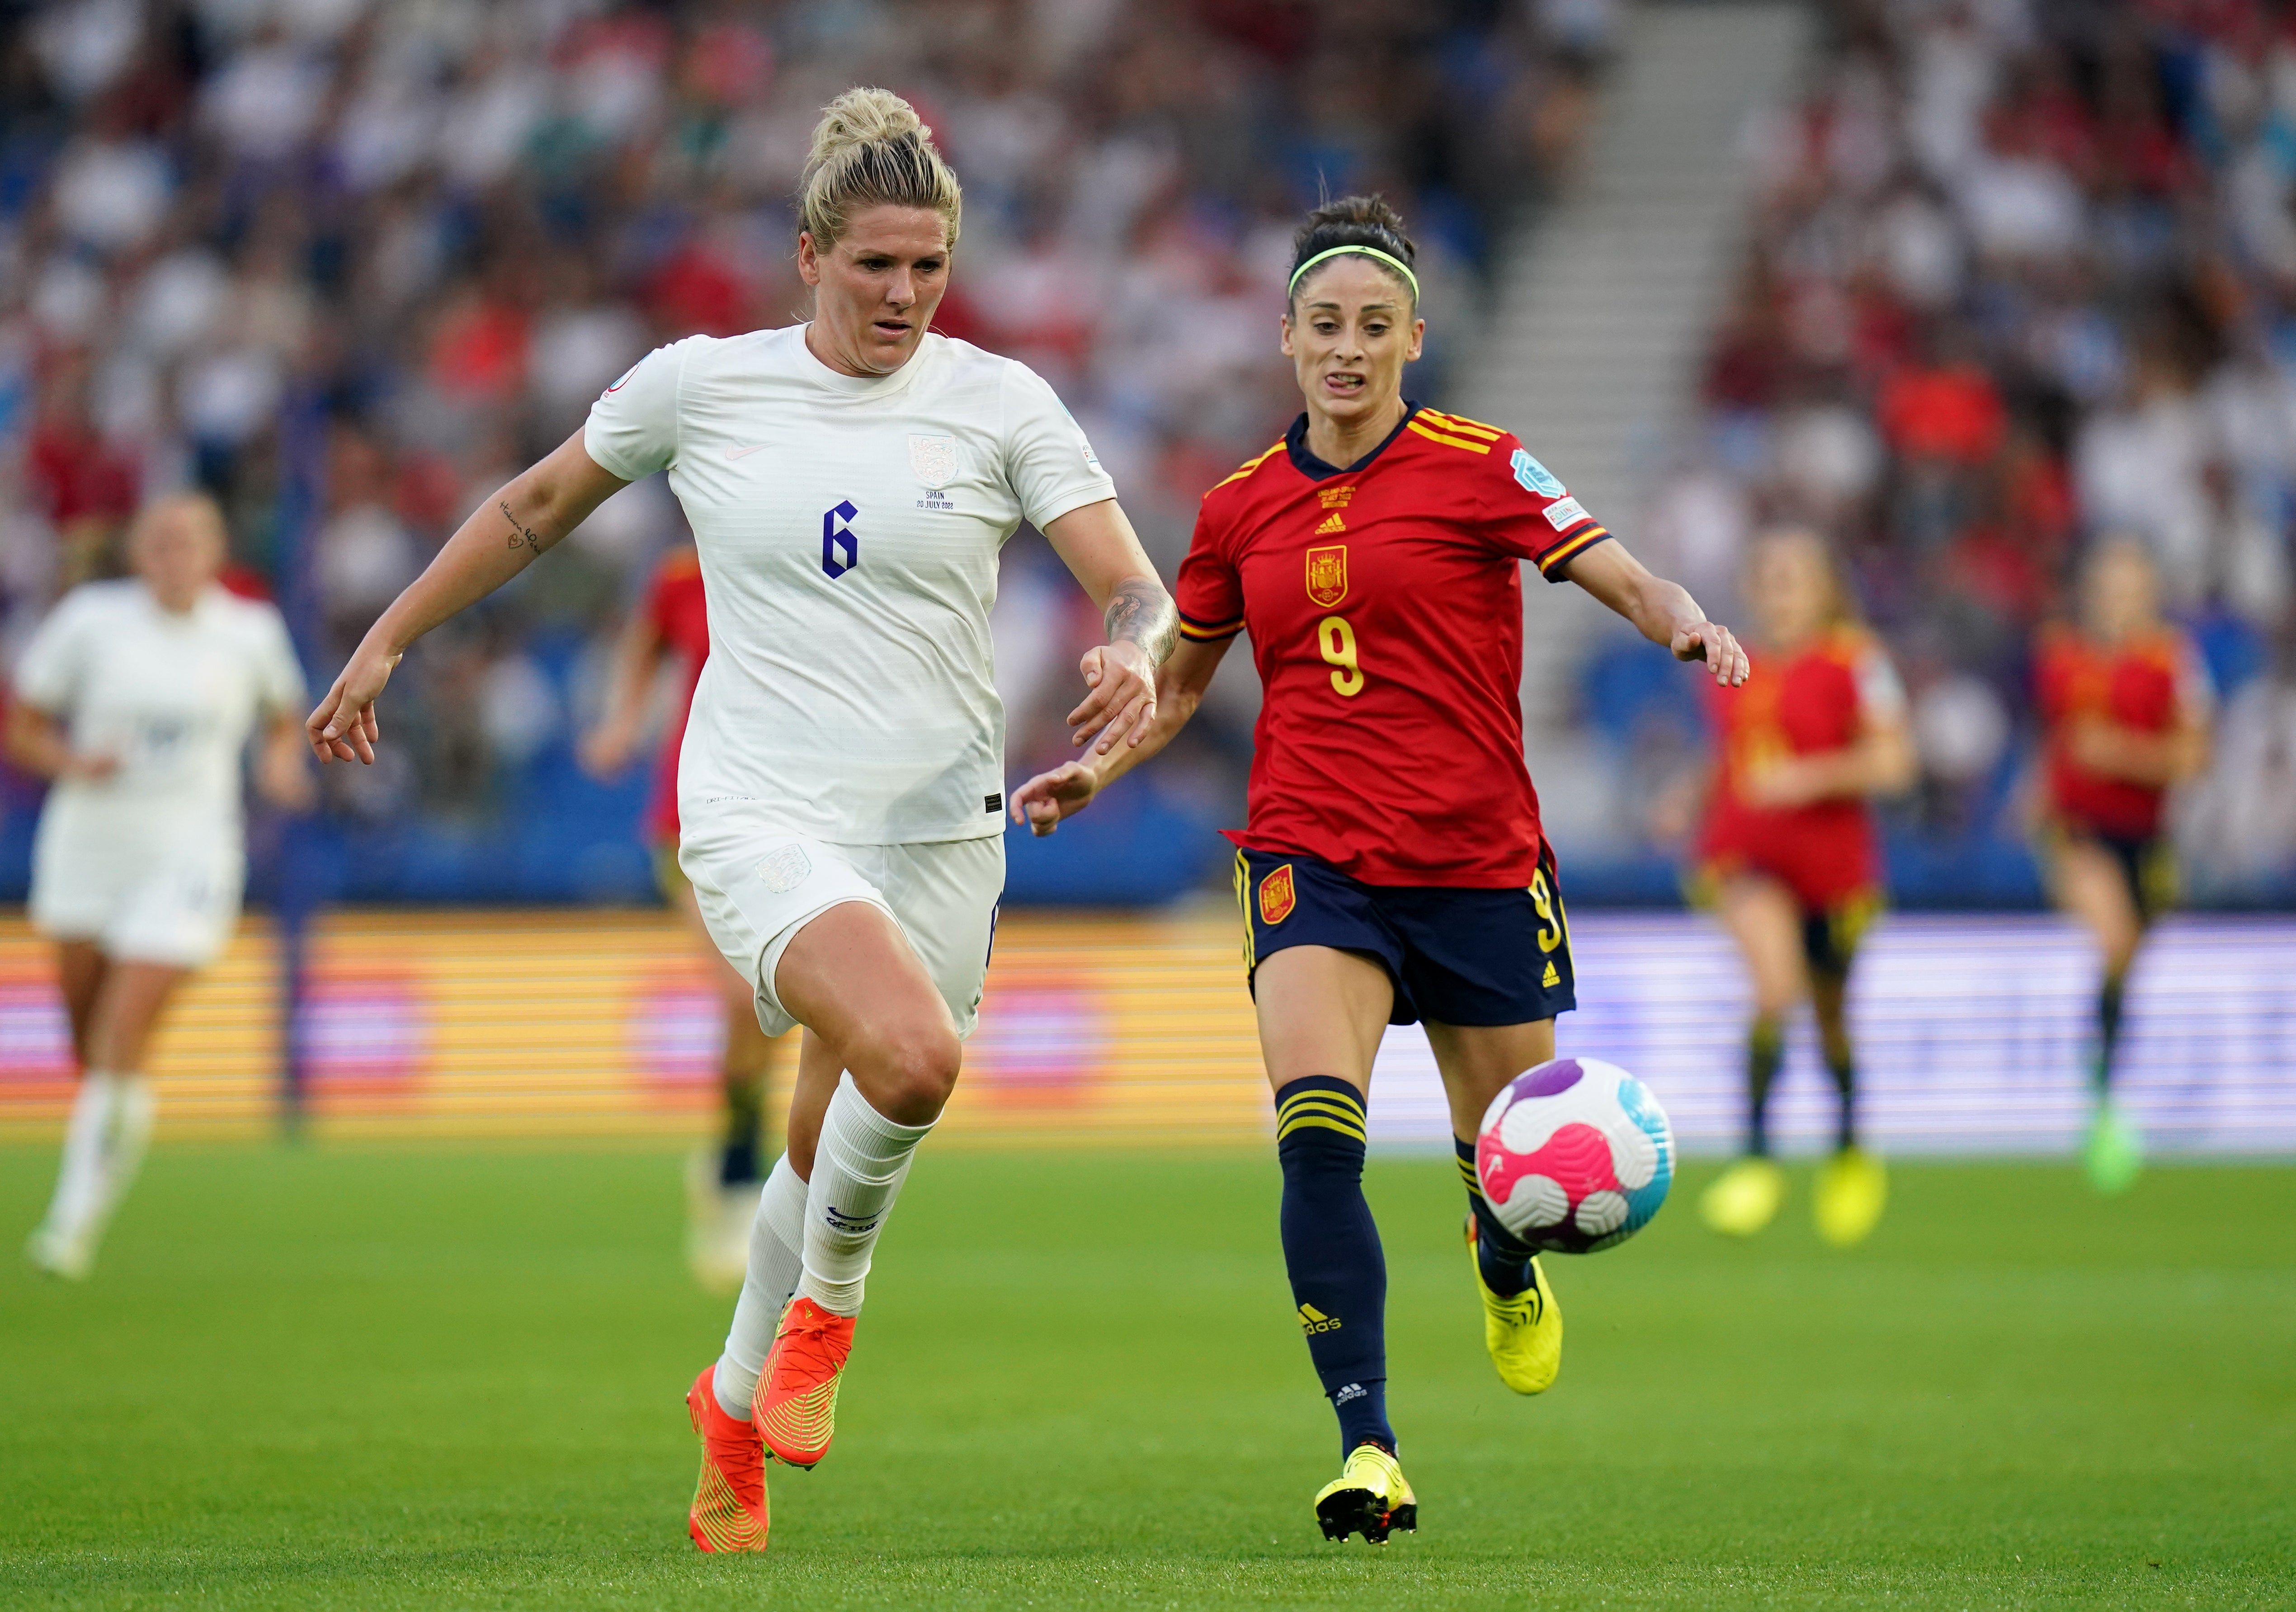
[685,1366,768,1552]
[752,1296,854,1468]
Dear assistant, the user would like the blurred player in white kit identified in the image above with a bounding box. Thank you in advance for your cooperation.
[14,492,312,1279]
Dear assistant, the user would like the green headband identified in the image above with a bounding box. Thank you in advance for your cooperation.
[1287,244,1419,303]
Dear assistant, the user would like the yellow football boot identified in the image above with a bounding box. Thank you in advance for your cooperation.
[1700,1156,1785,1237]
[1814,1147,1887,1247]
[1315,1442,1417,1545]
[1466,1216,1562,1395]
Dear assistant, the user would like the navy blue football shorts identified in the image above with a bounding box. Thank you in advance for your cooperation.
[1232,844,1578,1028]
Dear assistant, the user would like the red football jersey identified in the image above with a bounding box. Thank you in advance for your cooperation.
[1697,626,1900,909]
[1175,405,1613,887]
[2034,622,2209,840]
[642,546,710,842]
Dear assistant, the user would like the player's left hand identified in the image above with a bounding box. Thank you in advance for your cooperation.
[1009,760,1102,836]
[1673,618,1750,687]
[1067,640,1159,754]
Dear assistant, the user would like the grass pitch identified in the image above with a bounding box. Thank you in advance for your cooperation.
[0,1145,2289,1610]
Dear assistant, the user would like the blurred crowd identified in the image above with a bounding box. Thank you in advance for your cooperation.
[0,0,1606,886]
[1625,0,2296,901]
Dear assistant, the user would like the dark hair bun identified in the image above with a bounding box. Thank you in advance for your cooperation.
[1289,194,1417,303]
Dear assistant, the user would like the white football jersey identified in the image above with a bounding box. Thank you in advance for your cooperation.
[585,325,1115,845]
[15,580,306,849]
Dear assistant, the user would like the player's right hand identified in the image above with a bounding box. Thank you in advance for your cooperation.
[1009,760,1101,836]
[306,645,401,764]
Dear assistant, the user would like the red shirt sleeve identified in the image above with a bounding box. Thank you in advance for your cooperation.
[1175,500,1245,643]
[1472,430,1613,582]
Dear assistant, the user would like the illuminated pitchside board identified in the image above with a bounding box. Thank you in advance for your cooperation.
[0,911,2288,1154]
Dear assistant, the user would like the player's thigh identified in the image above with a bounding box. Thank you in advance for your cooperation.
[86,959,193,1073]
[1422,1018,1557,1144]
[1716,873,1808,1017]
[2048,837,2142,972]
[1251,945,1393,1098]
[53,942,108,1064]
[773,900,958,1125]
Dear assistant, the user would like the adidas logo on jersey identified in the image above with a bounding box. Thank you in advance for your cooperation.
[1299,1303,1342,1334]
[1314,513,1345,534]
[1542,960,1561,987]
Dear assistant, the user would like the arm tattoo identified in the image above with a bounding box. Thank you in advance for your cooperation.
[1104,575,1179,665]
[500,500,550,553]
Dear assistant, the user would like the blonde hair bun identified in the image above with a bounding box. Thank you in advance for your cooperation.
[799,88,962,252]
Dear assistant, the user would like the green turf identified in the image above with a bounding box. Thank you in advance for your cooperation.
[0,1145,2289,1610]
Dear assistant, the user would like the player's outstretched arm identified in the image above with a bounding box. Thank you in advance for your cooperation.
[1040,499,1178,756]
[307,432,628,764]
[1561,540,1749,688]
[1010,634,1230,836]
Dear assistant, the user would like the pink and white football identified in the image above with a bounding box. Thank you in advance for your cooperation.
[1476,1057,1674,1254]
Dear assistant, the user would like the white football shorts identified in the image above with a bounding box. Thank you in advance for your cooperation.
[28,817,245,969]
[679,813,1004,1040]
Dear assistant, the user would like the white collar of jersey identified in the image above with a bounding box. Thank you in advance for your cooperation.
[794,323,934,400]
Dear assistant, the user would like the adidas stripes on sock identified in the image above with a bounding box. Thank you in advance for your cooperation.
[1455,1137,1537,1298]
[796,1073,932,1318]
[714,1150,809,1420]
[1274,1077,1395,1456]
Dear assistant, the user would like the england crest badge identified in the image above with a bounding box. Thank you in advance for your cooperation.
[909,434,960,489]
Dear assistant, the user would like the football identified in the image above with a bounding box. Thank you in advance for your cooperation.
[1476,1057,1675,1253]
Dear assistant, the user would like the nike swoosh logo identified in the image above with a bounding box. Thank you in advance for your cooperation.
[725,443,771,460]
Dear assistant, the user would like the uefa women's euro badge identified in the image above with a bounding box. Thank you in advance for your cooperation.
[910,434,960,511]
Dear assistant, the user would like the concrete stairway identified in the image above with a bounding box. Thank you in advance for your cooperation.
[1452,0,1811,844]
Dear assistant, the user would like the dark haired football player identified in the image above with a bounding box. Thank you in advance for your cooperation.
[1010,194,1747,1544]
[2032,537,2211,1193]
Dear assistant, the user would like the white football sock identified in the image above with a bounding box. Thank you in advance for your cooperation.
[97,1075,155,1220]
[796,1074,933,1318]
[714,1152,808,1420]
[40,1072,117,1242]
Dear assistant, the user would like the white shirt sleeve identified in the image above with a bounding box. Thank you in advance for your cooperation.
[999,361,1118,531]
[248,603,308,715]
[583,339,693,482]
[14,592,93,714]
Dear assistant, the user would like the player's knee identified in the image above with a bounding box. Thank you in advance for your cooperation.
[857,1018,960,1123]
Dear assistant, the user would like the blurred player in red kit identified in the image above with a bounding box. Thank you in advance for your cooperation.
[1681,530,1914,1247]
[584,543,787,1289]
[2032,537,2211,1193]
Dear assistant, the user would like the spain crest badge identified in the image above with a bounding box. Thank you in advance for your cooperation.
[1258,863,1297,925]
[1305,544,1348,608]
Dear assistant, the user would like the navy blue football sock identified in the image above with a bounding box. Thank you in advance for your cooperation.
[1745,1014,1784,1156]
[1456,1137,1536,1298]
[1275,1077,1394,1457]
[2095,975,2126,1092]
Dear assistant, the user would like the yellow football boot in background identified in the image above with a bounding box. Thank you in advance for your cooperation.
[1814,1146,1888,1247]
[1700,1156,1786,1237]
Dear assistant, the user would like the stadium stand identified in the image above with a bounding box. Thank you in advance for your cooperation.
[0,0,1612,903]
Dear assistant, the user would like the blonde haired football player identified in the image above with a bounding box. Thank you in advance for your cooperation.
[306,88,1174,1552]
[15,493,311,1279]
